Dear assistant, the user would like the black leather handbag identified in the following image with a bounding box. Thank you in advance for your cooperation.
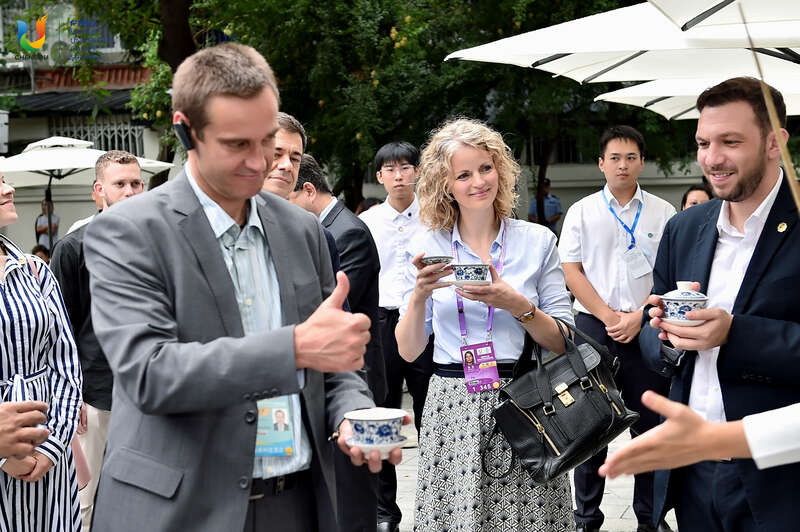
[483,317,639,484]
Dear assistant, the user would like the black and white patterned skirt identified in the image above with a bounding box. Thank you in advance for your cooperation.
[414,374,574,531]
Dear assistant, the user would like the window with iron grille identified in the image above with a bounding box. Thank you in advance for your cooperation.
[49,114,145,156]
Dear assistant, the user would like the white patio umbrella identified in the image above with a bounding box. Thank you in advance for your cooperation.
[650,0,800,32]
[444,2,800,83]
[0,136,173,246]
[1,136,172,187]
[595,77,800,120]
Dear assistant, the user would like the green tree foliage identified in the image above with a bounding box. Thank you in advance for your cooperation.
[67,0,774,208]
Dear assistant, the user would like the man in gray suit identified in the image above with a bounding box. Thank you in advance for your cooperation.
[83,43,400,532]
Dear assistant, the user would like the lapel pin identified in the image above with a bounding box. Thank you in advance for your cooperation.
[17,257,26,264]
[777,222,787,233]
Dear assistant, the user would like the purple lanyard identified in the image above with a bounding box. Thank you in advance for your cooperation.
[451,222,508,343]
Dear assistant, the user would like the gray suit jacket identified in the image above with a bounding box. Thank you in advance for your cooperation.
[83,172,373,532]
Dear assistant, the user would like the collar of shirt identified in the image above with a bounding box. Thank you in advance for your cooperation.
[716,170,783,239]
[184,163,264,240]
[602,183,643,211]
[451,217,505,260]
[384,195,419,223]
[318,196,338,222]
[0,235,26,278]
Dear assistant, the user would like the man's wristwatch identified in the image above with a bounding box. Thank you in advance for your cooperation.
[514,301,536,323]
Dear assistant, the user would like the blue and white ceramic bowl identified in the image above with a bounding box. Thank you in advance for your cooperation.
[661,281,708,326]
[344,407,406,446]
[451,263,490,286]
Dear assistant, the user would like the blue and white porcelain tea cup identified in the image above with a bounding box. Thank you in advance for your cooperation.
[451,263,490,285]
[344,407,406,446]
[661,281,708,326]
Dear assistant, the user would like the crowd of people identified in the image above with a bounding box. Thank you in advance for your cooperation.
[0,42,797,532]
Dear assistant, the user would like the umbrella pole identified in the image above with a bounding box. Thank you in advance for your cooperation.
[45,178,53,251]
[739,4,800,214]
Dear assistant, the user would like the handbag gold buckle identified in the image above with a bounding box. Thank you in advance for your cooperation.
[555,382,575,407]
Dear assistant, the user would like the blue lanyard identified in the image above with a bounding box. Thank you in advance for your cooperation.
[601,188,643,250]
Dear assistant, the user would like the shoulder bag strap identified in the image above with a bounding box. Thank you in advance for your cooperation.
[481,424,516,479]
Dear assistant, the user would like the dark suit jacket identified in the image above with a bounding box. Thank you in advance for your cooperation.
[322,199,387,404]
[84,174,373,532]
[640,177,800,529]
[51,225,113,410]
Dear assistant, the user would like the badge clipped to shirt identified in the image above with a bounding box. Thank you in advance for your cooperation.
[255,396,295,457]
[623,246,652,279]
[461,341,501,393]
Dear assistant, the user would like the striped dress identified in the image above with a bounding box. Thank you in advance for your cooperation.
[0,236,81,532]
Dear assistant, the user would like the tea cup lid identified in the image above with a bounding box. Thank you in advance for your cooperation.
[662,281,707,301]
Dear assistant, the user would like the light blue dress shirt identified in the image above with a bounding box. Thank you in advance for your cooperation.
[400,218,574,364]
[185,165,311,479]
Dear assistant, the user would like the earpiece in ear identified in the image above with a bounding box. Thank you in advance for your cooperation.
[173,121,195,151]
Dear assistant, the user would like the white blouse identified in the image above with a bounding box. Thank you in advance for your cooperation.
[399,218,574,365]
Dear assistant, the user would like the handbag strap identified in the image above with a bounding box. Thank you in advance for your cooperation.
[552,316,609,357]
[551,317,593,381]
[512,333,537,379]
[481,424,516,480]
[554,316,618,372]
[514,317,597,380]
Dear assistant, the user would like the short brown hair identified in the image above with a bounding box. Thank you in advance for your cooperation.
[171,43,279,138]
[278,112,307,152]
[696,77,786,137]
[95,150,140,181]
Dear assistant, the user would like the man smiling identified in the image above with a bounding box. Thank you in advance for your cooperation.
[640,77,800,532]
[83,43,394,532]
[262,112,304,198]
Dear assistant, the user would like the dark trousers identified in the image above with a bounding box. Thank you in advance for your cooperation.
[333,444,378,532]
[375,307,434,524]
[572,312,671,528]
[675,461,756,532]
[243,471,317,532]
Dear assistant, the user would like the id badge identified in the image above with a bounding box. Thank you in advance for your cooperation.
[461,341,501,393]
[624,246,652,279]
[255,396,296,457]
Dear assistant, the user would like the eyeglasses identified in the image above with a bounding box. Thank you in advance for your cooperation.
[379,164,415,176]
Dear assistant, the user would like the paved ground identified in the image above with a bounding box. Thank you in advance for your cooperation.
[394,393,678,532]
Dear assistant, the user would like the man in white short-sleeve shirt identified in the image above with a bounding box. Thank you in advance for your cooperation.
[559,125,676,532]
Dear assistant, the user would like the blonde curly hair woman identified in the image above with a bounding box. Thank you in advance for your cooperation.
[396,118,575,531]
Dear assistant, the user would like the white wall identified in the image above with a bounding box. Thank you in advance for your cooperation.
[0,184,96,252]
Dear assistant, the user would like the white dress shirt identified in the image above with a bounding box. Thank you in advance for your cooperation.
[558,184,676,313]
[318,196,338,222]
[399,218,574,364]
[359,197,422,309]
[66,213,97,234]
[689,174,783,424]
[743,402,800,469]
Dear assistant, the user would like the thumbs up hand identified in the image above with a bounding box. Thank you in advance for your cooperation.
[294,271,371,373]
